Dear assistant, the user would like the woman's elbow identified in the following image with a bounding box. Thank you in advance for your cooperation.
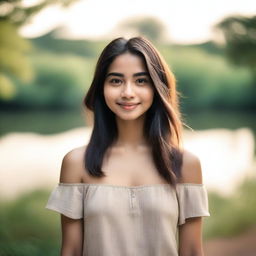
[60,246,83,256]
[179,246,204,256]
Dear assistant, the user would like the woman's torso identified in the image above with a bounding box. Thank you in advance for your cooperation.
[47,146,210,256]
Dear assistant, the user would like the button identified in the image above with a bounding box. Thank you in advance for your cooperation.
[131,191,135,198]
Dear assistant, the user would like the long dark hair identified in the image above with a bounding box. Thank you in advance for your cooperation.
[83,37,184,187]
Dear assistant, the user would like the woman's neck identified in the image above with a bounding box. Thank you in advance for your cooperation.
[114,116,148,150]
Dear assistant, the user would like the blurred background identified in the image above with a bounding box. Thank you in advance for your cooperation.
[0,0,256,255]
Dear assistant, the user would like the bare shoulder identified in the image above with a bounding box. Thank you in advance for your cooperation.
[178,149,203,184]
[59,145,87,183]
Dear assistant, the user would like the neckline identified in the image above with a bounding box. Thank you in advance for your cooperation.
[58,182,171,189]
[58,182,204,189]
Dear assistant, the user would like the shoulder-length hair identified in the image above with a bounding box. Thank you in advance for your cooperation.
[83,36,184,187]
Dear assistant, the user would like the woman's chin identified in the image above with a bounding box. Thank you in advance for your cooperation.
[115,113,145,122]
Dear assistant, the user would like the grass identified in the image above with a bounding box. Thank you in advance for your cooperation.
[203,177,256,239]
[0,189,61,255]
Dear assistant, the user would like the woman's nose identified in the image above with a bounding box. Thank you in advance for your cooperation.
[121,82,135,98]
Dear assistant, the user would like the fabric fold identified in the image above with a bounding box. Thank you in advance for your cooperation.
[45,183,84,219]
[176,183,210,225]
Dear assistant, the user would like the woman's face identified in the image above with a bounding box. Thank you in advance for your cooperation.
[103,52,154,122]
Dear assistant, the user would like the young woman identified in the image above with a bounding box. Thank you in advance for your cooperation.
[46,37,210,256]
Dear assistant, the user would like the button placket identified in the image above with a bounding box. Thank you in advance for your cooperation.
[130,190,136,208]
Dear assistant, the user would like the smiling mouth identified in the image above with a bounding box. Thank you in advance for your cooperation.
[117,103,140,110]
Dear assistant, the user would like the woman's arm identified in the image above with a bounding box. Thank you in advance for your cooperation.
[178,150,205,256]
[59,148,85,256]
[178,217,204,256]
[60,215,83,256]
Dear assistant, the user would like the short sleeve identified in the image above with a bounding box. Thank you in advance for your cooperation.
[176,183,210,225]
[45,183,84,219]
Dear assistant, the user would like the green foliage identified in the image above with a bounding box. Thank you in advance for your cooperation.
[11,52,95,109]
[0,21,32,100]
[0,189,61,255]
[215,14,256,100]
[0,0,79,102]
[1,30,255,110]
[215,15,256,70]
[117,16,166,42]
[0,73,15,99]
[31,29,100,58]
[0,0,78,26]
[204,177,256,239]
[160,46,253,110]
[177,41,225,56]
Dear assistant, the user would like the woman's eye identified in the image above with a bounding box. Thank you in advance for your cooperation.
[137,78,148,84]
[110,78,122,84]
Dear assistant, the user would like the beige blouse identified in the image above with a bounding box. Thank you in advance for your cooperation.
[46,182,210,256]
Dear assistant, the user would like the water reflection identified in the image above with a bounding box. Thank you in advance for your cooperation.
[184,127,255,195]
[0,127,254,199]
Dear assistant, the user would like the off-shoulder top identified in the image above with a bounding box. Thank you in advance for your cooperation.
[46,183,210,256]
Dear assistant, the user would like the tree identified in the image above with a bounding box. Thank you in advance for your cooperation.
[215,15,256,106]
[0,21,32,99]
[215,15,256,76]
[0,0,77,26]
[0,0,78,100]
[116,16,167,42]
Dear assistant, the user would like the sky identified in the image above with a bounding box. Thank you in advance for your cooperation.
[20,0,256,44]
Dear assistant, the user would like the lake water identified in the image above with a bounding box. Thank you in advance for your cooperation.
[0,109,255,197]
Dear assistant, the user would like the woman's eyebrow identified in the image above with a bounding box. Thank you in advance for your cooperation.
[106,72,149,77]
[106,72,123,77]
[134,72,149,77]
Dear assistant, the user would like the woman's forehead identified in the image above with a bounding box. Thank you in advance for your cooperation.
[107,53,148,74]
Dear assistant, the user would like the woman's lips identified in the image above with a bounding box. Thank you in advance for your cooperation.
[117,103,140,110]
